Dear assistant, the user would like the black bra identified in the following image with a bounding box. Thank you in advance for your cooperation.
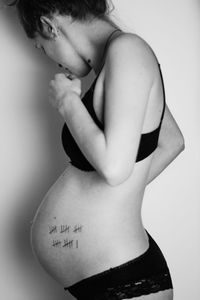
[61,30,166,171]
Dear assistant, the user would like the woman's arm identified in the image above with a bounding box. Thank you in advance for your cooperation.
[146,104,185,185]
[62,34,154,186]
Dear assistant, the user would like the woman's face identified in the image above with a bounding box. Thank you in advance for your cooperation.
[34,33,74,74]
[33,16,92,77]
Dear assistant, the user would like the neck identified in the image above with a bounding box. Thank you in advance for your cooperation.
[59,16,121,75]
[84,18,121,75]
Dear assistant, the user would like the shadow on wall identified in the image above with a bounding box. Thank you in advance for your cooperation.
[1,7,81,300]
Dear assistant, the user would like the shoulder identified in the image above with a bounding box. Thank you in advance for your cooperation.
[106,32,158,78]
[108,32,157,62]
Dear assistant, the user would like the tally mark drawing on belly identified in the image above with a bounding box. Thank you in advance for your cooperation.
[60,225,70,233]
[48,224,83,235]
[48,224,83,249]
[52,239,79,249]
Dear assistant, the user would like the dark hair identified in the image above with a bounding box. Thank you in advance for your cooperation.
[8,0,113,39]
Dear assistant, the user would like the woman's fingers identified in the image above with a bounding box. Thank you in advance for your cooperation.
[48,72,82,113]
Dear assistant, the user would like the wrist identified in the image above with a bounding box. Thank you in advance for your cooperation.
[59,92,80,116]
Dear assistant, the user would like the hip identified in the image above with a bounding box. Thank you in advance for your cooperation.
[65,230,173,299]
[30,164,148,286]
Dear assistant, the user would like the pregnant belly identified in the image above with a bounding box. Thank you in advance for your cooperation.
[30,164,148,287]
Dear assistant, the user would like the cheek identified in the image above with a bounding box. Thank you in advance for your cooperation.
[45,40,86,75]
[61,47,85,72]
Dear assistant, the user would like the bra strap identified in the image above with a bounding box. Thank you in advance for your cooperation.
[158,65,166,126]
[103,29,122,55]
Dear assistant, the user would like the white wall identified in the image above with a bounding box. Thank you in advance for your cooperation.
[0,1,199,299]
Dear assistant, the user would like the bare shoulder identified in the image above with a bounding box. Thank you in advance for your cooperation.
[106,32,159,75]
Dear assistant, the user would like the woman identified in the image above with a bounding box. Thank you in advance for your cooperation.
[10,1,185,299]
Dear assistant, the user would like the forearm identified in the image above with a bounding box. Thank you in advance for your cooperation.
[146,143,185,185]
[62,95,185,186]
[146,102,185,185]
[62,94,108,177]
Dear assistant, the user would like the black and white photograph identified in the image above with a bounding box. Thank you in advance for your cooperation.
[0,1,199,299]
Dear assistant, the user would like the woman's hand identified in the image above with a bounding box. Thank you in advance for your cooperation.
[48,73,82,115]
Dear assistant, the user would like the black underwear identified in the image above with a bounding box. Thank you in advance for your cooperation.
[64,230,173,299]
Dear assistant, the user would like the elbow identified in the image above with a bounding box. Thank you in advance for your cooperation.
[180,140,185,152]
[169,135,185,156]
[176,128,185,151]
[104,175,124,187]
[102,162,132,187]
[177,135,185,153]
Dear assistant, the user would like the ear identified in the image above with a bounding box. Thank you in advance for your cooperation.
[40,16,59,39]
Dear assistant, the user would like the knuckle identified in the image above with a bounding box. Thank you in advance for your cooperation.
[55,73,64,79]
[75,78,82,86]
[74,77,80,83]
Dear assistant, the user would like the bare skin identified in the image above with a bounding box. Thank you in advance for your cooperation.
[29,13,184,300]
[127,289,173,300]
